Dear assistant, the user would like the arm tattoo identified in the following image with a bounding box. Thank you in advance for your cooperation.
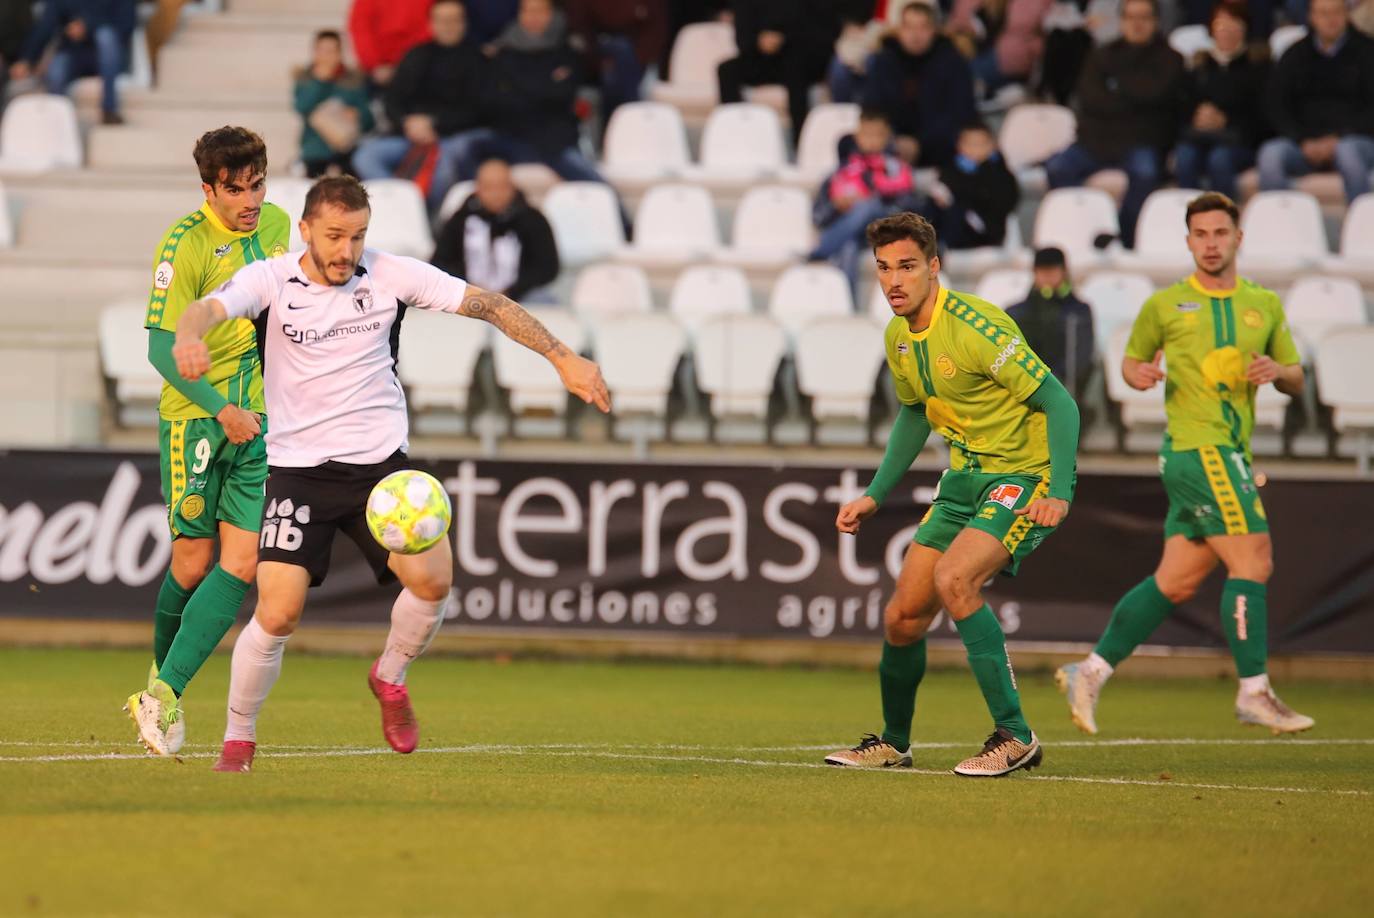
[460,288,570,358]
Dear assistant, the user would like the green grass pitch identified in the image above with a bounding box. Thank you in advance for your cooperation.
[1,647,1370,916]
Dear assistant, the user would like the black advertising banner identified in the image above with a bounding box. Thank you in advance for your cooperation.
[1,450,1371,653]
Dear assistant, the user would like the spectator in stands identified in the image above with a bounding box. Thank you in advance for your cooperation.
[862,1,977,167]
[294,31,375,179]
[928,121,1020,249]
[824,1,882,104]
[1006,247,1096,400]
[349,0,433,91]
[0,0,33,108]
[1045,0,1186,248]
[947,0,1052,98]
[807,108,927,288]
[353,0,484,211]
[433,158,561,301]
[1257,0,1374,203]
[457,0,609,184]
[567,0,667,136]
[12,0,135,125]
[716,1,843,145]
[1037,0,1120,105]
[467,0,520,43]
[1173,1,1270,200]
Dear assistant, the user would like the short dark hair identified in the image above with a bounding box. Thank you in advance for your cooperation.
[315,29,342,44]
[866,212,938,260]
[303,175,371,221]
[193,126,267,187]
[1185,191,1240,229]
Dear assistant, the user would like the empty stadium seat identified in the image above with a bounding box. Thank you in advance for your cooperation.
[649,22,736,116]
[686,103,788,189]
[784,103,860,187]
[1323,194,1374,285]
[1237,191,1327,285]
[1284,276,1369,356]
[360,178,433,259]
[617,183,721,269]
[492,307,587,421]
[1270,24,1306,60]
[1079,271,1154,347]
[436,181,476,225]
[942,217,1028,278]
[99,302,163,426]
[397,307,489,423]
[1315,327,1374,470]
[998,104,1076,192]
[541,181,627,266]
[768,263,854,338]
[266,176,311,250]
[669,265,753,334]
[601,102,691,191]
[715,184,814,270]
[867,282,895,325]
[570,262,654,322]
[0,95,82,172]
[973,269,1031,309]
[794,316,886,442]
[595,311,688,446]
[692,313,788,439]
[1113,188,1201,281]
[0,180,12,248]
[1033,187,1120,270]
[1169,24,1213,59]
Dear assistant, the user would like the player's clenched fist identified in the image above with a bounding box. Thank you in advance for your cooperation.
[1015,496,1070,528]
[173,335,212,381]
[836,495,878,534]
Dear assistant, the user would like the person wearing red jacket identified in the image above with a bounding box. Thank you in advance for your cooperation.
[349,0,433,87]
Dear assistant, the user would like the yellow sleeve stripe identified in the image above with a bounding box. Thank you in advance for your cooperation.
[166,419,188,537]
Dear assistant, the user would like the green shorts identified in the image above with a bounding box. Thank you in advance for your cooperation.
[158,416,268,539]
[1161,443,1268,540]
[913,470,1058,576]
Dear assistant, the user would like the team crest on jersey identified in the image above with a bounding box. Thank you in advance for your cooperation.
[214,243,232,258]
[1177,301,1201,312]
[271,243,286,257]
[936,354,956,379]
[353,288,373,313]
[1243,309,1263,329]
[985,484,1024,509]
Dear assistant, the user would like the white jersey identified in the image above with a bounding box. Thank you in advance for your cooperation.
[214,248,468,468]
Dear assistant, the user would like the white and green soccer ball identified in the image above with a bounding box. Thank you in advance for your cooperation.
[365,470,452,555]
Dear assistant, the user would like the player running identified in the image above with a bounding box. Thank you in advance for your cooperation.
[827,213,1081,776]
[168,176,610,772]
[125,126,290,755]
[1056,192,1314,736]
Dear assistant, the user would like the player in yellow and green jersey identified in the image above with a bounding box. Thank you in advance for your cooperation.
[1057,192,1315,736]
[124,126,291,756]
[825,213,1081,777]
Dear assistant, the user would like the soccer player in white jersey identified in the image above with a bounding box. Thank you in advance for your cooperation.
[169,176,611,772]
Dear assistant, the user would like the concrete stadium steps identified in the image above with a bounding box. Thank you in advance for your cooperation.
[0,341,105,447]
[177,11,344,36]
[228,0,350,15]
[15,203,198,268]
[0,263,148,335]
[87,109,302,172]
[155,34,311,97]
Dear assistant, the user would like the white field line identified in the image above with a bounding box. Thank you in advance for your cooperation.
[0,741,1369,797]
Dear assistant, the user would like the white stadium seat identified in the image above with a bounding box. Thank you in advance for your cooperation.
[1114,187,1201,281]
[541,181,626,267]
[973,269,1031,310]
[768,263,854,338]
[398,306,489,419]
[570,262,654,322]
[617,183,721,269]
[1270,24,1306,60]
[0,94,82,173]
[99,302,163,425]
[692,313,787,436]
[998,104,1075,192]
[649,22,736,115]
[595,311,688,439]
[867,282,895,325]
[1079,271,1154,347]
[686,103,788,189]
[436,180,476,225]
[942,216,1029,279]
[1315,327,1374,471]
[360,178,433,259]
[1323,194,1374,285]
[266,176,312,250]
[492,307,587,416]
[785,103,860,187]
[1169,24,1213,59]
[602,102,691,191]
[0,179,12,248]
[1237,191,1328,286]
[1034,187,1120,269]
[1284,276,1369,357]
[794,316,886,440]
[669,265,753,334]
[715,184,814,270]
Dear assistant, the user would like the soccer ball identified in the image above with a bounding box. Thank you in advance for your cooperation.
[365,470,452,555]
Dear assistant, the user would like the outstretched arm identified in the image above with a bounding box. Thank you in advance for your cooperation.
[457,285,611,413]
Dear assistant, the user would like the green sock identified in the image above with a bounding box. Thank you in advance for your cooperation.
[153,571,194,670]
[878,639,926,751]
[1220,579,1268,678]
[955,605,1031,744]
[159,565,251,696]
[1093,576,1175,668]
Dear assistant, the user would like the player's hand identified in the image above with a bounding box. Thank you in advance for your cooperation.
[1015,496,1069,528]
[216,405,262,445]
[1124,351,1165,390]
[836,496,878,534]
[173,336,212,381]
[1246,352,1280,385]
[403,114,437,145]
[553,352,612,413]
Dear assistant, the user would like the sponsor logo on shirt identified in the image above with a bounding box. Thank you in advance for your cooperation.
[154,261,174,290]
[985,483,1024,509]
[1177,301,1201,312]
[214,243,232,258]
[281,320,382,345]
[989,337,1021,376]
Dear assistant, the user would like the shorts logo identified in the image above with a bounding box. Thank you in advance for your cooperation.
[353,288,373,313]
[1193,504,1215,518]
[260,497,311,552]
[1243,309,1263,329]
[936,354,957,379]
[977,504,998,520]
[985,484,1024,509]
[1177,301,1201,312]
[154,261,174,290]
[989,336,1022,376]
[180,494,205,521]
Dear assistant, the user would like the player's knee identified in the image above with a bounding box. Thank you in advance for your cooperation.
[255,604,301,637]
[406,574,452,603]
[1227,554,1273,584]
[1156,579,1198,604]
[932,561,974,609]
[218,554,257,584]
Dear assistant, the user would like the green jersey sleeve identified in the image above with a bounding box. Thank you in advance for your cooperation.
[959,309,1052,403]
[884,318,921,406]
[1124,295,1165,363]
[1266,293,1302,365]
[145,212,210,332]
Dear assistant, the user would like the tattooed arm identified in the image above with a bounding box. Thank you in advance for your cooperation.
[458,284,612,413]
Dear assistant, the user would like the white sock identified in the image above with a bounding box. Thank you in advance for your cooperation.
[223,617,290,743]
[375,589,446,685]
[1238,673,1271,696]
[1083,652,1114,680]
